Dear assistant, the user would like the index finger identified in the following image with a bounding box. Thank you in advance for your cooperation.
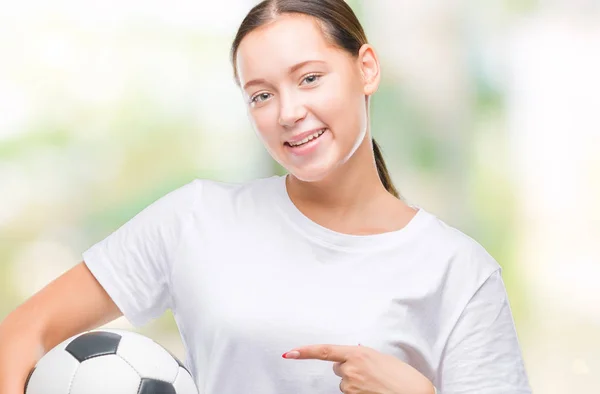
[284,344,355,362]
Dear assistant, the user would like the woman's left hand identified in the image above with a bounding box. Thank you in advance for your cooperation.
[282,344,435,394]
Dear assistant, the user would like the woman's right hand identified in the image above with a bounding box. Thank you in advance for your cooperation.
[0,261,122,394]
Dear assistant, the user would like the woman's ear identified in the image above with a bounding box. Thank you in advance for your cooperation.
[358,44,381,96]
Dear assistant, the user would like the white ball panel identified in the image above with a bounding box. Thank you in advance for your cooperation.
[173,367,199,394]
[116,332,178,382]
[69,355,141,394]
[25,345,79,394]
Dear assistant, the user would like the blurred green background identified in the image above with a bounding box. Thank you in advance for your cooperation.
[1,1,599,392]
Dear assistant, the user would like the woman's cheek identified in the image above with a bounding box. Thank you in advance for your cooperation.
[311,88,343,126]
[318,89,360,142]
[251,108,277,144]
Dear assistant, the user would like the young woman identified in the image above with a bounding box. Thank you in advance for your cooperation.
[0,1,532,393]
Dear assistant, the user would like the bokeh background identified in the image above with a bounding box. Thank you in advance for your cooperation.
[1,0,599,392]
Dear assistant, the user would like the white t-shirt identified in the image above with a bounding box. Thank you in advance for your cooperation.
[82,175,532,394]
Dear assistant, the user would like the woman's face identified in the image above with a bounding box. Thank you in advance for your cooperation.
[235,13,380,182]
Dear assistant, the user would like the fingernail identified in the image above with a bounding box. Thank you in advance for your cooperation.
[282,350,300,359]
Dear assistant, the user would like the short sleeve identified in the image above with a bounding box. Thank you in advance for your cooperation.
[82,180,199,328]
[438,269,532,393]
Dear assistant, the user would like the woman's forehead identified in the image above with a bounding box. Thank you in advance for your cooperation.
[236,14,339,83]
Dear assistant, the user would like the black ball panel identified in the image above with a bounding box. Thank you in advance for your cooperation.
[66,331,122,362]
[138,378,176,394]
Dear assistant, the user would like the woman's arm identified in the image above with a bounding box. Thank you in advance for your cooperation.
[0,262,122,394]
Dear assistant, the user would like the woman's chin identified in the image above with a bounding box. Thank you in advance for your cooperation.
[278,143,342,182]
[286,162,336,183]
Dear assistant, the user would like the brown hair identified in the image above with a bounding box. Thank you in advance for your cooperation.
[230,0,400,198]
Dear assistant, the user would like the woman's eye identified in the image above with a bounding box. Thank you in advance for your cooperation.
[301,74,321,85]
[251,92,272,104]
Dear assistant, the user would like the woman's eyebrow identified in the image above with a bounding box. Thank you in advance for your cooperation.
[243,78,269,91]
[288,59,327,74]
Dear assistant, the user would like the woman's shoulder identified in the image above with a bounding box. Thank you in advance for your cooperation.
[414,211,505,322]
[417,209,501,278]
[142,175,281,218]
[190,174,282,200]
[162,175,283,217]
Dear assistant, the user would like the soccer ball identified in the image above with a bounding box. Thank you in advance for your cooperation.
[25,329,198,394]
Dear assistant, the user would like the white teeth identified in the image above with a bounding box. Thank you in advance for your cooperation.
[288,129,326,147]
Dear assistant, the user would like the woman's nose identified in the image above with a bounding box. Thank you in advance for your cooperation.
[278,94,307,127]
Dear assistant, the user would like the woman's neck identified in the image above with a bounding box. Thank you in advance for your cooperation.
[284,137,415,235]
